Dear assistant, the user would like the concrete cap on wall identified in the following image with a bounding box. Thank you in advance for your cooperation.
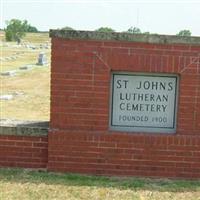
[0,119,49,136]
[49,29,200,45]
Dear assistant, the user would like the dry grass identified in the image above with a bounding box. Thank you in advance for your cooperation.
[0,31,50,120]
[0,168,200,200]
[24,32,49,43]
[1,67,50,120]
[0,31,49,43]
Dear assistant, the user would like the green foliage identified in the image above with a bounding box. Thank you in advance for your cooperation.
[96,27,115,32]
[61,26,74,30]
[5,19,38,42]
[127,27,142,34]
[5,19,26,41]
[5,29,13,41]
[176,30,191,36]
[22,20,38,33]
[1,168,200,191]
[26,25,38,32]
[143,31,150,35]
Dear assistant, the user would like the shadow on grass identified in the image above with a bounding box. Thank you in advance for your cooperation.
[0,168,200,192]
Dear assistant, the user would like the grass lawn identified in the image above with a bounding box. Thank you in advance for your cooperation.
[0,168,200,200]
[0,31,50,120]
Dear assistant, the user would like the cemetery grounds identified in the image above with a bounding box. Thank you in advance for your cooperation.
[0,31,50,120]
[0,31,200,200]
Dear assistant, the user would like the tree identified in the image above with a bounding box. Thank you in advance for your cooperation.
[5,19,25,41]
[22,20,38,32]
[5,19,38,42]
[143,31,150,35]
[96,27,115,32]
[61,26,74,30]
[26,26,38,32]
[127,27,141,34]
[176,30,191,36]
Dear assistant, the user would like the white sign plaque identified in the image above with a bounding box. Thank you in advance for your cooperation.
[110,73,179,133]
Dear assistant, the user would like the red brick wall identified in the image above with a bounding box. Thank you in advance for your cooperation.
[48,131,200,178]
[49,37,200,178]
[0,135,48,168]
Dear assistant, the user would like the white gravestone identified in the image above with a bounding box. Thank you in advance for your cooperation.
[110,72,179,133]
[0,95,13,100]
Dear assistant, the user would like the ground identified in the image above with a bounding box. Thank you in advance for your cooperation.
[0,31,50,120]
[0,168,200,200]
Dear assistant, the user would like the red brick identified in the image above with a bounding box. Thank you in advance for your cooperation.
[0,135,47,169]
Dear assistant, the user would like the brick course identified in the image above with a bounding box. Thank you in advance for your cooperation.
[0,135,48,168]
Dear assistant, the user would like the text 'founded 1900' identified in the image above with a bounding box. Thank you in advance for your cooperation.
[110,73,178,133]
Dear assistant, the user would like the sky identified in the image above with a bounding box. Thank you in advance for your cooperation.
[1,0,200,36]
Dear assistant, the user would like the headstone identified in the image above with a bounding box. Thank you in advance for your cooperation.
[10,56,16,60]
[12,91,25,96]
[5,57,11,61]
[17,38,21,45]
[30,45,36,50]
[37,52,47,65]
[1,70,17,76]
[19,65,33,70]
[0,95,13,100]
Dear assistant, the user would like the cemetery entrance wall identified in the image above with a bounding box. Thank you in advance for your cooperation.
[0,30,200,179]
[48,30,200,178]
